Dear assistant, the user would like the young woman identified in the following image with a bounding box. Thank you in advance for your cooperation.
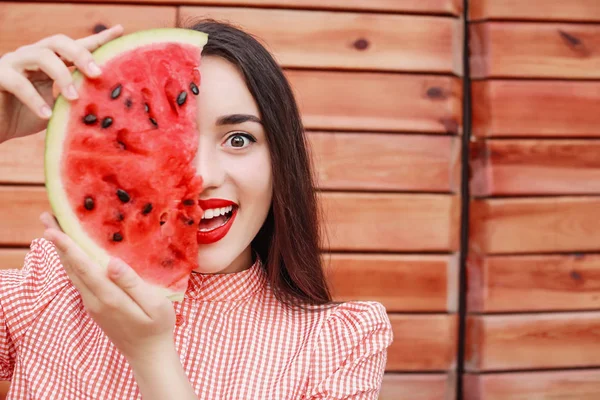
[0,20,393,400]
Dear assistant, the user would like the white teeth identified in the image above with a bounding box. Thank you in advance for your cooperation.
[201,205,235,220]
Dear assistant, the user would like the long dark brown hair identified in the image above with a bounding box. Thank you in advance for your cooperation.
[179,19,334,309]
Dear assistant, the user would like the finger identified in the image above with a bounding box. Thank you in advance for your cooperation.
[12,47,78,101]
[107,258,167,319]
[37,34,101,79]
[40,212,61,231]
[76,24,124,53]
[0,68,52,119]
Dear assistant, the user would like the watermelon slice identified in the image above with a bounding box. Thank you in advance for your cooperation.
[44,28,208,301]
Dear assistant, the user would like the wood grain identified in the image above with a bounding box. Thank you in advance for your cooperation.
[308,132,461,192]
[470,22,600,79]
[322,192,460,252]
[464,370,600,400]
[30,0,463,14]
[470,197,600,255]
[470,139,600,196]
[472,80,600,138]
[288,70,463,133]
[387,314,457,371]
[325,253,459,312]
[467,253,600,313]
[466,313,600,371]
[470,0,600,22]
[0,2,176,55]
[380,373,456,400]
[0,132,462,193]
[0,187,459,252]
[179,7,463,73]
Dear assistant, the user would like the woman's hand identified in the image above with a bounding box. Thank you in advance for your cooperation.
[0,25,124,143]
[39,212,177,364]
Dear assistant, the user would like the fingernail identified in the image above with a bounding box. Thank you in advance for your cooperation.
[40,105,52,119]
[88,61,101,76]
[64,84,78,100]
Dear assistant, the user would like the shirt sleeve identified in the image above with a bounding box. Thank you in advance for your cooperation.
[0,238,69,380]
[305,301,394,400]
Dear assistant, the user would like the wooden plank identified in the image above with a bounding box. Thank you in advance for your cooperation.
[322,192,460,252]
[0,187,459,252]
[387,314,457,371]
[470,22,600,79]
[325,253,458,312]
[470,197,600,255]
[469,0,600,22]
[0,132,462,193]
[180,7,463,74]
[0,382,7,400]
[466,313,600,371]
[470,139,600,196]
[467,253,600,313]
[32,0,463,15]
[0,249,28,270]
[0,2,176,55]
[288,71,463,133]
[464,370,600,400]
[308,132,461,192]
[380,373,456,400]
[472,80,600,138]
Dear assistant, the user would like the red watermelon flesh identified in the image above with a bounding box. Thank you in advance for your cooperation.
[45,29,209,301]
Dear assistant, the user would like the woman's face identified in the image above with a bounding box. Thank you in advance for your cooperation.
[192,56,272,274]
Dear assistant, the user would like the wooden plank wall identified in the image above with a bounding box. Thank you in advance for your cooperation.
[0,1,463,399]
[466,1,600,399]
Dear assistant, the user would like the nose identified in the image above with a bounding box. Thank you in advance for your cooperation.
[194,137,225,191]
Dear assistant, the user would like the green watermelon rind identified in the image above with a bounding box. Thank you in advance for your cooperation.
[44,28,208,301]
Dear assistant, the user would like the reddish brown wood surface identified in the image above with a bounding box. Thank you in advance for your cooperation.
[322,192,460,252]
[326,253,458,312]
[470,139,600,196]
[380,373,456,400]
[387,314,457,371]
[464,370,600,400]
[309,132,461,192]
[0,187,460,252]
[0,2,177,55]
[466,313,600,371]
[180,7,463,73]
[470,22,600,79]
[0,249,29,270]
[472,81,600,138]
[470,197,600,255]
[469,0,600,22]
[288,71,462,133]
[467,253,600,313]
[0,132,462,193]
[30,0,463,14]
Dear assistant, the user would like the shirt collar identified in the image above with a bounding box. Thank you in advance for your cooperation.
[185,257,267,301]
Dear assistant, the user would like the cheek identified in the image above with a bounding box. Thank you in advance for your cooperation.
[228,149,273,207]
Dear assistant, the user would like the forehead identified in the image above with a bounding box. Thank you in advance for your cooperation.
[196,56,260,119]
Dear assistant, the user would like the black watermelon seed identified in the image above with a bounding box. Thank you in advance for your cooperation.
[116,189,130,203]
[125,98,133,108]
[101,117,113,128]
[176,91,188,106]
[116,212,124,221]
[182,199,195,206]
[190,82,199,95]
[160,221,166,226]
[144,103,150,113]
[110,84,122,99]
[84,197,94,210]
[186,219,194,226]
[83,114,97,125]
[112,232,123,242]
[149,117,158,127]
[142,203,153,215]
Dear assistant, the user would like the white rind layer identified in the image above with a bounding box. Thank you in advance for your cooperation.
[44,28,208,302]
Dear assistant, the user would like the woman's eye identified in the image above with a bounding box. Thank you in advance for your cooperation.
[225,133,255,149]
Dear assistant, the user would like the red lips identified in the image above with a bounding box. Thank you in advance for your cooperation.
[196,198,238,245]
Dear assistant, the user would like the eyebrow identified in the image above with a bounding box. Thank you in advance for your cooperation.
[216,114,262,126]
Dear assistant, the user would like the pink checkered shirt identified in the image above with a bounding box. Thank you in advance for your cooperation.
[0,239,393,399]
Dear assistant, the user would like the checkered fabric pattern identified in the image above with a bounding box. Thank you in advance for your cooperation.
[0,238,393,399]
